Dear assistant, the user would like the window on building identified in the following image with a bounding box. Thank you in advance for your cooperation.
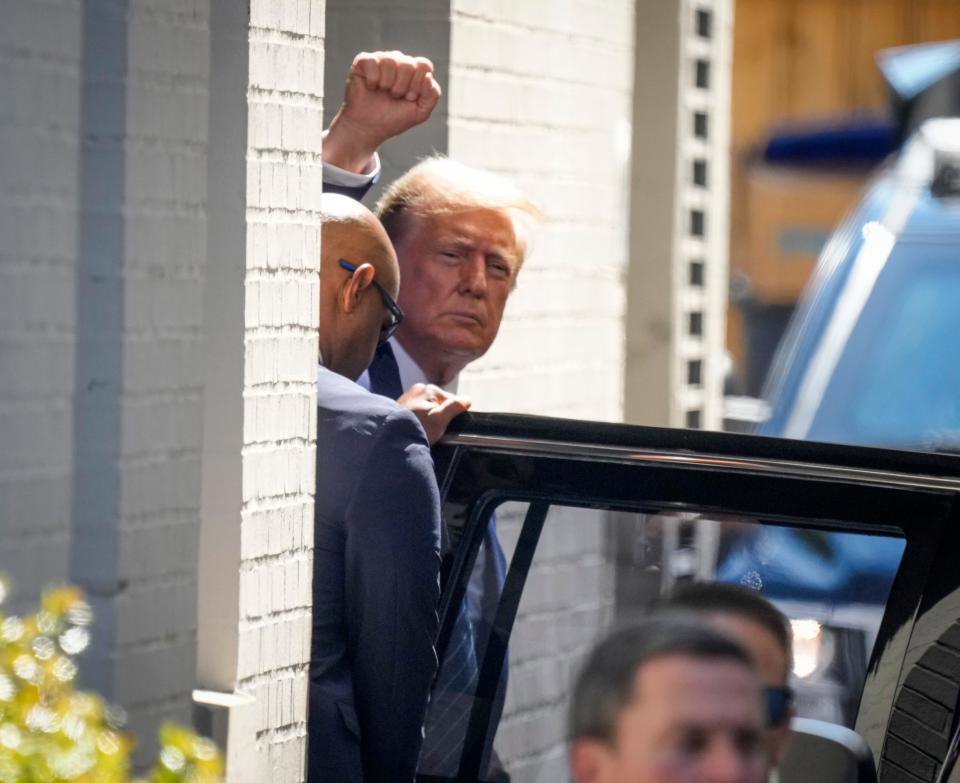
[690,209,705,237]
[696,8,713,39]
[693,159,708,187]
[694,111,709,139]
[689,311,704,337]
[695,59,710,89]
[689,260,705,287]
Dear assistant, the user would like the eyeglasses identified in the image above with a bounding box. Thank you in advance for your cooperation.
[764,686,794,727]
[338,259,404,346]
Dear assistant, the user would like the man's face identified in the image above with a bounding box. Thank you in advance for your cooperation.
[391,207,521,376]
[321,239,401,381]
[571,655,768,783]
[338,269,400,381]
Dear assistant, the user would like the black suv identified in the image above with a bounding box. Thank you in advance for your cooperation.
[420,413,960,782]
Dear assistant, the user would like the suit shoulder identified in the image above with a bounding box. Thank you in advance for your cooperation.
[316,367,428,445]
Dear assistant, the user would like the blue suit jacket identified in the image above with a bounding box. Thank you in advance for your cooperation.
[365,346,509,777]
[308,367,441,783]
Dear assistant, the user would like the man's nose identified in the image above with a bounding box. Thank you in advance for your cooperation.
[704,740,757,783]
[457,253,487,296]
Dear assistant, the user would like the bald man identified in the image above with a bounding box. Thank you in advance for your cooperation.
[309,194,467,783]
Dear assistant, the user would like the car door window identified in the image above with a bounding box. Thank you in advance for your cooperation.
[421,418,960,783]
[431,500,905,782]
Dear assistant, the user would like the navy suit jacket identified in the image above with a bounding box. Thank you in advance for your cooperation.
[308,367,441,783]
[365,347,509,775]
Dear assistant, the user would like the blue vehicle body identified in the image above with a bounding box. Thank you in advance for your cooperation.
[722,124,960,610]
[717,115,960,724]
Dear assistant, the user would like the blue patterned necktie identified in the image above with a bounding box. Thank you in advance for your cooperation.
[419,518,508,779]
[418,599,479,776]
[367,341,404,399]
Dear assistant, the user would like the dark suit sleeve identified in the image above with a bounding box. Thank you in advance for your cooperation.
[323,180,375,201]
[344,407,442,783]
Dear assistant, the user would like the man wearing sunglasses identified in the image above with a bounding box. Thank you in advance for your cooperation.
[569,616,769,783]
[309,194,469,783]
[661,582,796,779]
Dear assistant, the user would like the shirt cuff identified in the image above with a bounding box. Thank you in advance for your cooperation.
[322,153,381,188]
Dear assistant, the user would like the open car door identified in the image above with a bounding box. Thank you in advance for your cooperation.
[418,413,960,783]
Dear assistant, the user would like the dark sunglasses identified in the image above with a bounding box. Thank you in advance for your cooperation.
[338,259,404,345]
[764,686,794,726]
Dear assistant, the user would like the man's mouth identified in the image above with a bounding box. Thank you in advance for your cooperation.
[445,312,483,325]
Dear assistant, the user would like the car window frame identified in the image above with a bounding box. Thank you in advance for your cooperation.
[423,412,960,782]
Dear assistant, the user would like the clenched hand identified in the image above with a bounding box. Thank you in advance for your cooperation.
[323,51,442,174]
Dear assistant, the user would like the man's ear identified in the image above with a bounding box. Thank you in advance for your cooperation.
[339,263,376,314]
[570,738,611,783]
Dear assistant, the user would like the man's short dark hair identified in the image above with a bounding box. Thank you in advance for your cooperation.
[659,581,792,667]
[569,614,754,743]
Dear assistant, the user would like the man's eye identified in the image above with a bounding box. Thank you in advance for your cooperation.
[439,250,461,261]
[488,261,511,279]
[734,729,763,757]
[676,731,707,756]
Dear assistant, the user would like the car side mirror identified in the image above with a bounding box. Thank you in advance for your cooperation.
[779,717,878,783]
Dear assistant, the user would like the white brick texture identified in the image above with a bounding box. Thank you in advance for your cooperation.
[69,0,211,761]
[232,2,324,779]
[1,0,211,757]
[0,0,82,613]
[449,1,635,423]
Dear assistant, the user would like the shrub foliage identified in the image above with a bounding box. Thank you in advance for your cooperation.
[0,578,223,782]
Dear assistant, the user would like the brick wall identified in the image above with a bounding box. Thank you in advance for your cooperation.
[230,1,326,779]
[70,0,211,757]
[0,0,82,613]
[449,0,635,422]
[0,2,329,776]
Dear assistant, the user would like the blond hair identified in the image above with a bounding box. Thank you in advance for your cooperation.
[375,156,541,261]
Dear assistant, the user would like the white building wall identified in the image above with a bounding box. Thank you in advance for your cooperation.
[233,1,325,778]
[1,2,326,778]
[69,0,210,757]
[626,0,732,430]
[449,0,635,422]
[0,0,82,614]
[196,2,325,781]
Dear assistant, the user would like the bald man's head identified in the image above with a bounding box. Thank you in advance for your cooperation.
[318,194,401,380]
[321,194,399,291]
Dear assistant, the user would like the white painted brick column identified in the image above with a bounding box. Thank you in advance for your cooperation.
[68,0,210,763]
[196,2,324,781]
[0,0,82,613]
[238,1,324,774]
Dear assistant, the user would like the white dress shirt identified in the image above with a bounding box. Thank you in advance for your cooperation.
[322,154,380,190]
